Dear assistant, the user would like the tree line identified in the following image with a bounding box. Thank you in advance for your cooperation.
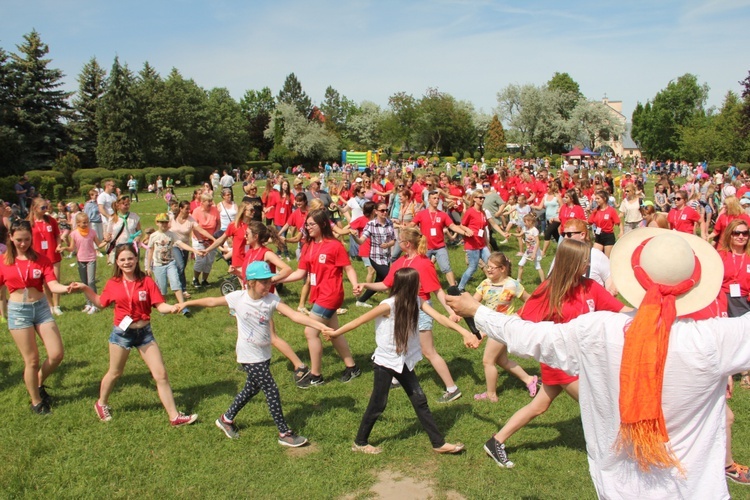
[1,30,749,177]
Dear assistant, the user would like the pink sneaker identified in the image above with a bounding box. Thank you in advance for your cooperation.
[170,412,198,427]
[94,401,112,422]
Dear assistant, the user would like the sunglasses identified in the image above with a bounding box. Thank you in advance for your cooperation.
[732,230,750,237]
[482,184,490,188]
[40,205,48,210]
[475,196,485,200]
[674,197,683,201]
[562,231,584,237]
[376,208,387,213]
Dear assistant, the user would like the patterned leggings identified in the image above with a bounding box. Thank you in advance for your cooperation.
[224,359,289,434]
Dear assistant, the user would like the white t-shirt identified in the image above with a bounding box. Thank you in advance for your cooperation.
[477,308,750,500]
[97,191,117,216]
[346,197,364,220]
[373,297,423,372]
[225,290,279,363]
[218,202,238,231]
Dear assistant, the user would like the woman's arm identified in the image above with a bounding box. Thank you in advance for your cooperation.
[362,281,389,292]
[276,302,331,331]
[192,225,215,242]
[324,303,391,340]
[281,267,308,284]
[343,264,360,292]
[265,252,292,282]
[69,282,103,309]
[204,232,229,252]
[175,240,197,253]
[155,302,175,314]
[421,301,479,348]
[46,279,71,296]
[434,288,459,321]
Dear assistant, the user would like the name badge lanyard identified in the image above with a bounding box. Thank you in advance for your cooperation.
[731,253,747,291]
[123,279,136,318]
[16,261,30,302]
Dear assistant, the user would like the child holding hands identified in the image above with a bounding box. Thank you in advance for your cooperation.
[175,261,327,446]
[59,212,108,313]
[324,267,479,455]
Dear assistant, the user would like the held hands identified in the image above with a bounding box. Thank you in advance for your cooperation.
[445,293,482,319]
[171,303,187,314]
[352,284,363,296]
[68,282,85,293]
[321,327,339,341]
[462,330,481,349]
[449,313,462,323]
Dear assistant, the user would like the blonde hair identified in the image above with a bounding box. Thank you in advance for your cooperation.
[399,227,427,256]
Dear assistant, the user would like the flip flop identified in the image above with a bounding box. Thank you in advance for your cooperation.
[352,443,382,455]
[433,442,465,454]
[474,392,489,400]
[336,308,348,315]
[527,375,539,398]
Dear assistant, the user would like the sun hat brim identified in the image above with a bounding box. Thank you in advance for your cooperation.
[610,228,723,316]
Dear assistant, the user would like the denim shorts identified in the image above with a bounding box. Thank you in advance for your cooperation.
[310,303,337,319]
[362,257,372,268]
[109,324,156,350]
[7,298,56,330]
[418,300,433,331]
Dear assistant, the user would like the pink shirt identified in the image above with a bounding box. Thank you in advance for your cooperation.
[71,230,97,262]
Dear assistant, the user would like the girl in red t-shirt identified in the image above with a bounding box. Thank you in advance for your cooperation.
[0,220,71,414]
[28,197,63,315]
[281,209,361,387]
[484,238,627,464]
[71,244,197,427]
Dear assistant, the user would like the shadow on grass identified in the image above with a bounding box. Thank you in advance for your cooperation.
[372,401,474,444]
[284,395,358,430]
[419,356,480,389]
[507,416,586,453]
[0,360,23,393]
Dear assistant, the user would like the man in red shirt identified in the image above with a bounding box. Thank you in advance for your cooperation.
[410,191,473,286]
[668,190,701,236]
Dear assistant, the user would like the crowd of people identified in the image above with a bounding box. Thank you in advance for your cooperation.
[3,157,750,497]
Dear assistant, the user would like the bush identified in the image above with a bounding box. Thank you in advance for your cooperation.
[185,174,195,186]
[0,177,17,203]
[25,170,66,190]
[462,157,474,164]
[73,168,114,188]
[442,156,457,165]
[53,184,66,202]
[245,160,273,169]
[37,176,58,199]
[79,184,96,197]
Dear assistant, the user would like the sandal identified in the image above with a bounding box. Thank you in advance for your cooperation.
[526,375,539,398]
[741,375,750,390]
[474,392,490,400]
[352,443,382,455]
[336,308,348,315]
[433,442,465,454]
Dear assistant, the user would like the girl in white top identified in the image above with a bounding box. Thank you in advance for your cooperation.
[217,188,238,234]
[325,267,478,455]
[175,261,325,447]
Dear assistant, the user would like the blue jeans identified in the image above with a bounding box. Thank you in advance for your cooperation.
[172,247,190,292]
[459,247,490,290]
[152,260,181,295]
[348,234,360,258]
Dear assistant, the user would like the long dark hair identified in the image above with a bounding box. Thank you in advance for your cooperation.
[112,243,145,281]
[5,220,38,265]
[390,268,420,354]
[304,209,334,242]
[247,220,284,249]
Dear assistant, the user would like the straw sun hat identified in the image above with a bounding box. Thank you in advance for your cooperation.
[610,228,722,316]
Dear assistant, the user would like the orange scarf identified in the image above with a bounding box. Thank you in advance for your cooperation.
[77,228,90,237]
[616,238,700,473]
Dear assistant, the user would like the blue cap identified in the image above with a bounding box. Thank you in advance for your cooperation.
[245,261,275,281]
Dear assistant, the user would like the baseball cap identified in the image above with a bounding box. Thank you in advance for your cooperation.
[355,177,363,183]
[245,261,276,281]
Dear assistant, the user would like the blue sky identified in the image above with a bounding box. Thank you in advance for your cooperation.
[2,0,749,120]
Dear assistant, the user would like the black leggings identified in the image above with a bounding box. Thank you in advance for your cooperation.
[224,360,289,434]
[358,261,390,303]
[355,362,445,448]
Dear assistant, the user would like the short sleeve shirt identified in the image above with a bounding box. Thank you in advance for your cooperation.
[461,207,487,250]
[100,276,165,325]
[31,218,61,264]
[148,231,176,266]
[384,255,441,301]
[412,209,451,249]
[0,255,57,293]
[298,238,350,309]
[225,290,279,363]
[475,277,525,314]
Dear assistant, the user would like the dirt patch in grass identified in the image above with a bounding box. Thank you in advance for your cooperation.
[343,469,465,499]
[285,442,319,457]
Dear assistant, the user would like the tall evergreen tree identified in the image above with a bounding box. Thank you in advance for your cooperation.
[133,62,163,165]
[10,30,72,169]
[485,115,506,157]
[277,73,312,117]
[0,48,23,172]
[96,57,142,169]
[70,57,107,167]
[240,87,275,159]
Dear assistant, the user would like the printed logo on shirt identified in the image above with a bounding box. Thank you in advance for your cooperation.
[586,299,595,313]
[138,291,148,301]
[681,214,687,220]
[435,217,441,223]
[46,225,52,232]
[318,254,327,264]
[32,269,42,279]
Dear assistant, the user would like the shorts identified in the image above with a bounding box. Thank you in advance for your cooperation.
[418,300,433,331]
[7,298,56,330]
[426,247,452,274]
[594,231,616,246]
[109,324,156,350]
[152,260,181,294]
[362,257,372,268]
[310,303,337,320]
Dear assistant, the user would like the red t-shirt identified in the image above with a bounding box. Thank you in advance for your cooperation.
[241,245,277,291]
[224,221,248,267]
[534,180,548,204]
[100,276,165,325]
[519,279,623,385]
[588,206,620,234]
[493,180,510,202]
[383,254,441,301]
[0,255,57,293]
[349,216,371,258]
[559,204,586,230]
[412,209,452,250]
[713,213,750,245]
[461,207,488,250]
[286,208,308,233]
[516,181,536,203]
[448,185,465,213]
[411,182,425,202]
[272,192,293,226]
[719,250,750,297]
[31,217,61,264]
[298,238,350,309]
[667,206,700,233]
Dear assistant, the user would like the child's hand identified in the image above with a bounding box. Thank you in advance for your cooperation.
[68,282,84,292]
[352,284,363,296]
[171,303,185,314]
[463,332,481,349]
[449,313,462,323]
[322,328,339,341]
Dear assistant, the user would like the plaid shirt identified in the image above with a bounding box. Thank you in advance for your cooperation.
[362,218,395,265]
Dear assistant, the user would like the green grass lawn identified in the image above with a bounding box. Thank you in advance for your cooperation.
[1,180,749,499]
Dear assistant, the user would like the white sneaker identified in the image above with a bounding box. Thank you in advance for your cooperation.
[355,301,373,308]
[87,306,99,315]
[52,306,63,316]
[82,305,92,313]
